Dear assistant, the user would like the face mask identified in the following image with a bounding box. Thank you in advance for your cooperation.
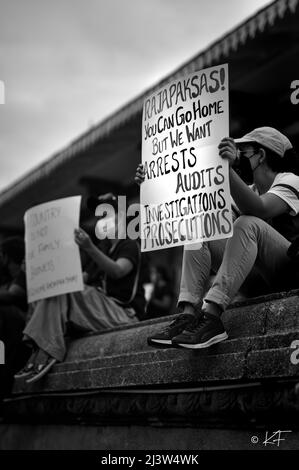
[95,216,116,240]
[236,150,264,184]
[234,155,254,184]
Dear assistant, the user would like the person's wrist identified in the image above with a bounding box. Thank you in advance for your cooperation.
[84,242,95,253]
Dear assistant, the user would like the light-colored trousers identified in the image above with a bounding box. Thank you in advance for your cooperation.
[179,215,294,311]
[24,286,138,361]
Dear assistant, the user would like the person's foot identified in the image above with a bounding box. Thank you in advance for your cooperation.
[172,312,228,349]
[14,349,39,379]
[25,349,57,384]
[147,313,195,346]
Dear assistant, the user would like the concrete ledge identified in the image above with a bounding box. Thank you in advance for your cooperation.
[9,289,299,394]
[4,378,299,426]
[3,290,299,447]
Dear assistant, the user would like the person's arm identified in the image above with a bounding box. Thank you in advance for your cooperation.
[229,168,288,219]
[74,228,133,280]
[219,137,289,219]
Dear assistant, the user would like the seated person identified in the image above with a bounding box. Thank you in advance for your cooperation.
[145,265,174,318]
[136,127,299,348]
[15,195,145,384]
[0,237,28,398]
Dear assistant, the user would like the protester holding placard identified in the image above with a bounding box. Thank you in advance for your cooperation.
[15,195,145,384]
[137,127,299,349]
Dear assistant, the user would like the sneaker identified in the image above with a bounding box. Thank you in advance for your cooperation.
[26,357,57,384]
[147,313,195,346]
[172,312,228,349]
[14,350,38,379]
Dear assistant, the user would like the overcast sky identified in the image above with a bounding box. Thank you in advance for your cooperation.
[0,0,271,191]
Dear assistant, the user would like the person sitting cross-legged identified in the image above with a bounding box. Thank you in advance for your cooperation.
[15,195,145,383]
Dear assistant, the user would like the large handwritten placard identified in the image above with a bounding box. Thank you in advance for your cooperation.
[140,64,232,251]
[24,196,83,302]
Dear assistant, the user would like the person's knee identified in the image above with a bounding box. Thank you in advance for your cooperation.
[183,242,207,261]
[234,215,262,234]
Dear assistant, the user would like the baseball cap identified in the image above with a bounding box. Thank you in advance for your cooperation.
[235,127,292,158]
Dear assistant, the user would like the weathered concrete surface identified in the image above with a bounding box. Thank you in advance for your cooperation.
[1,423,299,450]
[2,291,299,450]
[10,290,299,394]
[4,380,299,425]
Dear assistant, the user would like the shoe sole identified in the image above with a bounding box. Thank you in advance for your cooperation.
[174,332,228,349]
[14,370,34,380]
[26,359,56,384]
[148,338,172,346]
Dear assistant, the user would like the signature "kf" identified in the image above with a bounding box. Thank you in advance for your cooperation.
[263,430,292,447]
